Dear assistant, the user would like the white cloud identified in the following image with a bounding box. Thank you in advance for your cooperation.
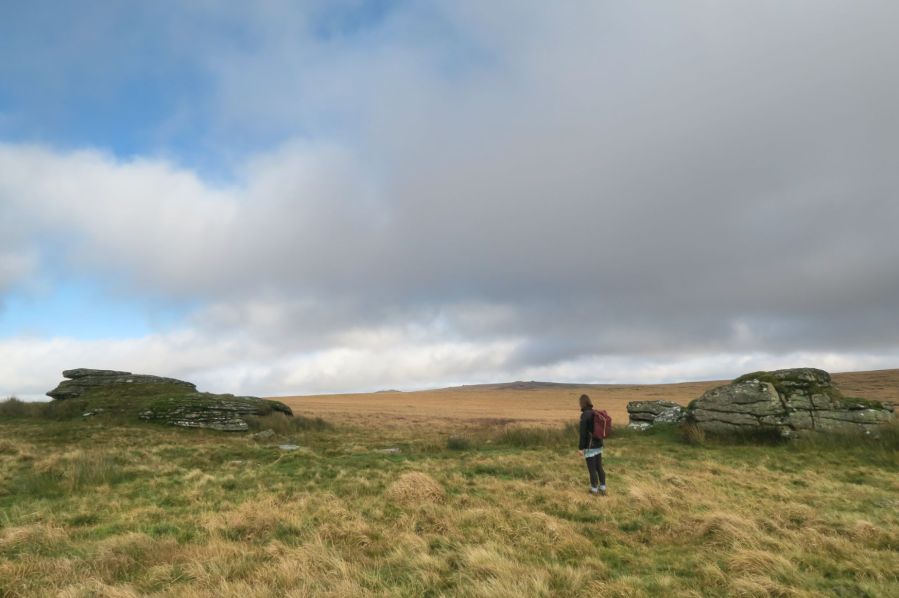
[5,327,898,402]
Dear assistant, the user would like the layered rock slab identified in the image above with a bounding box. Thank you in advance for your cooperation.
[137,394,292,432]
[48,369,196,400]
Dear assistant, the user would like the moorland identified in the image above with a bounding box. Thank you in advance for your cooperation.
[2,369,899,598]
[278,368,899,429]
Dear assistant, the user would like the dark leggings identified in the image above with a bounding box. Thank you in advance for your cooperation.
[585,454,606,488]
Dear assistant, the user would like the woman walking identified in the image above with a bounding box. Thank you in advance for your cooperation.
[578,394,607,496]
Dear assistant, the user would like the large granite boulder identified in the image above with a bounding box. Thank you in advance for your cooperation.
[625,368,895,436]
[690,380,786,434]
[689,368,893,435]
[47,369,196,400]
[45,369,293,432]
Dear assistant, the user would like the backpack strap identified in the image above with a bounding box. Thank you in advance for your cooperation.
[587,410,594,450]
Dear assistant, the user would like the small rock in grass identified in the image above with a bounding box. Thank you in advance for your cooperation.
[379,447,402,454]
[279,444,300,450]
[255,429,275,438]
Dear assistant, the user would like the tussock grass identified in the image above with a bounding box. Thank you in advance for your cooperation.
[244,412,333,435]
[678,422,707,445]
[678,423,787,447]
[385,472,446,505]
[446,434,473,451]
[795,419,899,451]
[0,396,88,420]
[3,416,899,597]
[494,421,580,449]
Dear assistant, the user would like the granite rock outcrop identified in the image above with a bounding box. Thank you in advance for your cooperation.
[627,368,894,436]
[45,368,292,432]
[47,369,196,400]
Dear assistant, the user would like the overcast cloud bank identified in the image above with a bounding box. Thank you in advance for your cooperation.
[1,1,898,399]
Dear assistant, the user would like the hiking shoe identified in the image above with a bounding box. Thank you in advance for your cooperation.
[589,489,599,496]
[599,488,608,496]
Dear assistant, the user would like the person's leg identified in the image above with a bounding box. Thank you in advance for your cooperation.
[585,455,599,489]
[597,454,606,488]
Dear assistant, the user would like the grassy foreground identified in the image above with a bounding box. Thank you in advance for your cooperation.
[2,412,899,598]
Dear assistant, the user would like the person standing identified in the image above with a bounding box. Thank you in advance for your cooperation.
[578,394,607,496]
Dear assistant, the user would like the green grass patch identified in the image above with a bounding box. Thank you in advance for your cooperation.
[244,412,334,434]
[494,422,579,449]
[3,416,899,597]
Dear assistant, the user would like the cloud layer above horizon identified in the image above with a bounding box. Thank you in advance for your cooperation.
[2,1,898,399]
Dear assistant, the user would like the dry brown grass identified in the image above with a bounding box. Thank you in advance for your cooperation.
[832,369,899,402]
[277,369,899,429]
[4,372,899,598]
[276,380,726,429]
[385,472,446,505]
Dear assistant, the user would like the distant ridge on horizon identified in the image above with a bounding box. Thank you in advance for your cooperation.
[432,379,727,392]
[429,367,899,393]
[276,368,898,429]
[276,368,898,400]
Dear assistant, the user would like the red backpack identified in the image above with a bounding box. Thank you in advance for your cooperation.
[591,409,612,441]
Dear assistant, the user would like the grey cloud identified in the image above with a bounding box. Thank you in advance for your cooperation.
[1,0,898,393]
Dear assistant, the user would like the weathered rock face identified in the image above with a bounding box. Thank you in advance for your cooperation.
[627,400,686,429]
[47,369,196,400]
[45,369,293,431]
[690,368,893,435]
[137,394,292,432]
[690,380,786,434]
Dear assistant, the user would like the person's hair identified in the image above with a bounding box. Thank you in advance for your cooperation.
[579,394,593,410]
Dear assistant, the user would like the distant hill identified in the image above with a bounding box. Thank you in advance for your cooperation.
[434,379,723,392]
[436,381,611,392]
[437,369,899,400]
[277,368,898,430]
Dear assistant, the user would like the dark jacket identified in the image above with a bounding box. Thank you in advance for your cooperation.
[579,408,603,450]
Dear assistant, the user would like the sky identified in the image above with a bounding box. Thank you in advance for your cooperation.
[1,0,898,400]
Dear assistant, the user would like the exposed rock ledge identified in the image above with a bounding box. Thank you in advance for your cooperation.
[137,394,292,432]
[46,368,292,432]
[627,368,895,436]
[47,369,197,400]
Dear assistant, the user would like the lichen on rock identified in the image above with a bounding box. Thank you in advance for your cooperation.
[626,400,685,429]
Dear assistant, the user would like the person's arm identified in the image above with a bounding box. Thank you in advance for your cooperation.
[579,411,591,452]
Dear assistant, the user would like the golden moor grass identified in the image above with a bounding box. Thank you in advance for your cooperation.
[3,402,899,597]
[275,369,899,430]
[385,472,446,504]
